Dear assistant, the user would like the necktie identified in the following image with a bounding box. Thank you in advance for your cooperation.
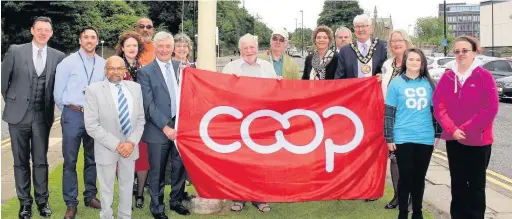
[165,63,177,117]
[36,49,44,76]
[361,44,368,57]
[117,84,132,135]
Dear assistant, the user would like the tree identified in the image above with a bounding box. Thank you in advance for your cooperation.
[317,1,363,31]
[290,28,313,51]
[414,16,455,51]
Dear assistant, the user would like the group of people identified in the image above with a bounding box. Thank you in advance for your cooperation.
[1,12,499,219]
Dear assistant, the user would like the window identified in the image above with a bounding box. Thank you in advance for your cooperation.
[483,61,512,73]
[438,58,456,66]
[458,16,463,21]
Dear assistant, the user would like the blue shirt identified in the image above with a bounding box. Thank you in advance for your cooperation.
[54,49,106,111]
[385,74,435,145]
[271,55,284,76]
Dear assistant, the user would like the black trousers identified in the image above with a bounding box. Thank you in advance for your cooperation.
[446,140,491,219]
[147,140,186,214]
[8,109,50,206]
[395,143,433,219]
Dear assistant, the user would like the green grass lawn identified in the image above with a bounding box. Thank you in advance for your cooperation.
[1,150,435,219]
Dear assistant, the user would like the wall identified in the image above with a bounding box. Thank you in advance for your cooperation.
[480,0,512,47]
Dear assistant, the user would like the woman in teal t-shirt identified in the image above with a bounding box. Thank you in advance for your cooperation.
[384,48,442,219]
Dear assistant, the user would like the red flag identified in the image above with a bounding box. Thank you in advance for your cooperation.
[176,67,387,202]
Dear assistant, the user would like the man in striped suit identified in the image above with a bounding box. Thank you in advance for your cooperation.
[84,56,146,219]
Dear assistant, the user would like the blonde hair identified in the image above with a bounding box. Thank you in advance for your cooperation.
[387,30,414,57]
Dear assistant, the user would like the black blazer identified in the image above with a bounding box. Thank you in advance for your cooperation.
[301,50,338,80]
[334,39,387,79]
[138,59,180,144]
[1,43,65,126]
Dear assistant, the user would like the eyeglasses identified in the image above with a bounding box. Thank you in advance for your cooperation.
[354,25,370,29]
[391,39,405,44]
[106,67,127,72]
[454,49,471,55]
[137,24,153,30]
[272,36,285,43]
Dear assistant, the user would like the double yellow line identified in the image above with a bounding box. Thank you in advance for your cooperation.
[1,117,61,149]
[433,149,512,192]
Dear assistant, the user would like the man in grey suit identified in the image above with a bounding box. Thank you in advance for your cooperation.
[335,14,387,80]
[1,16,65,219]
[84,56,145,219]
[138,31,190,219]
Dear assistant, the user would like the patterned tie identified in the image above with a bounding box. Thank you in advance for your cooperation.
[117,84,132,135]
[165,63,177,117]
[361,44,368,57]
[36,49,44,76]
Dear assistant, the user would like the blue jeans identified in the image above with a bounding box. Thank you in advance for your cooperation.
[61,106,97,207]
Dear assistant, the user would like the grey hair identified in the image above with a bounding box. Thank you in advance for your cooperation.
[137,17,153,25]
[174,33,193,58]
[335,26,352,37]
[238,33,258,50]
[387,29,414,57]
[353,14,371,25]
[153,31,174,46]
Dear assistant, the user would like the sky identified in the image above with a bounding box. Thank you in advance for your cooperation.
[243,0,482,36]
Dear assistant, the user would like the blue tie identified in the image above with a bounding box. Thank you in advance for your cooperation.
[117,84,132,135]
[165,63,177,117]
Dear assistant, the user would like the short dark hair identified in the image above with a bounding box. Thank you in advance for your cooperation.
[32,16,52,28]
[454,36,479,52]
[80,26,99,38]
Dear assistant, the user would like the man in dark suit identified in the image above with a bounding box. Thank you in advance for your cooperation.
[1,16,65,219]
[138,31,190,219]
[335,14,387,80]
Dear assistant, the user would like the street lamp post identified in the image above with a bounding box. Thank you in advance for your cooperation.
[100,40,104,58]
[491,0,495,57]
[300,10,304,57]
[443,0,447,57]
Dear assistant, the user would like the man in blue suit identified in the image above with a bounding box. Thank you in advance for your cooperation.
[335,14,387,80]
[137,31,190,219]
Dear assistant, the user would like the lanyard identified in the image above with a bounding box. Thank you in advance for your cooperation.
[78,52,96,85]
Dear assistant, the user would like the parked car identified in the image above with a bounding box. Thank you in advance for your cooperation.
[497,76,512,100]
[290,51,302,58]
[427,56,456,70]
[430,58,512,81]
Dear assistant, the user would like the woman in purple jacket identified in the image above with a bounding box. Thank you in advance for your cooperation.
[433,36,499,219]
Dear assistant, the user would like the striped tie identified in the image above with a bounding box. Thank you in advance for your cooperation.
[117,84,132,135]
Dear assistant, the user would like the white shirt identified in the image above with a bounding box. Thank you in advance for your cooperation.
[32,41,47,73]
[156,58,179,97]
[356,38,373,78]
[109,81,133,123]
[221,58,277,79]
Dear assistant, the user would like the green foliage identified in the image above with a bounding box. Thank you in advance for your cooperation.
[0,0,273,58]
[291,28,313,51]
[414,16,455,50]
[317,1,363,30]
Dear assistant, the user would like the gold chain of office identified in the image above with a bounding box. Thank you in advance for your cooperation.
[350,38,379,74]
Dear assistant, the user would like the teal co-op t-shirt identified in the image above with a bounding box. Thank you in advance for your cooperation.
[385,74,435,146]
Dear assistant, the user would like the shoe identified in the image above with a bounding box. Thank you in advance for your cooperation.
[151,212,169,219]
[169,203,191,215]
[37,203,52,217]
[412,211,423,219]
[181,192,196,202]
[384,197,398,209]
[63,206,77,219]
[84,198,101,209]
[364,198,379,202]
[135,196,144,208]
[18,205,32,219]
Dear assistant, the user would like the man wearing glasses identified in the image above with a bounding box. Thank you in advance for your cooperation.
[54,26,106,219]
[136,18,156,65]
[258,28,301,79]
[84,56,145,219]
[334,14,387,80]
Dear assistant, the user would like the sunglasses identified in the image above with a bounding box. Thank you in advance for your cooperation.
[137,24,153,30]
[272,36,285,43]
[454,49,472,55]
